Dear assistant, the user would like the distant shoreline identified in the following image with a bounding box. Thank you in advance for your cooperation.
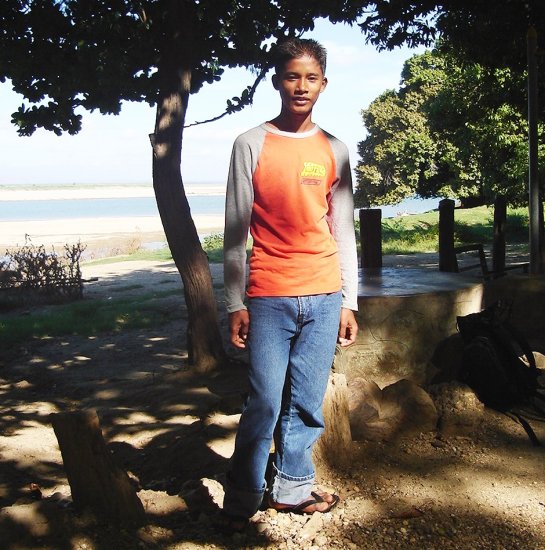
[0,182,226,201]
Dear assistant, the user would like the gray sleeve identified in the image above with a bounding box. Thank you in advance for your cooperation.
[325,133,359,311]
[223,128,262,313]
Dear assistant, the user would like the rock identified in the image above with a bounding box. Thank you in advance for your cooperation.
[428,381,484,436]
[524,351,545,369]
[299,512,323,540]
[139,489,188,516]
[177,477,224,512]
[347,378,382,414]
[381,379,438,439]
[348,378,438,441]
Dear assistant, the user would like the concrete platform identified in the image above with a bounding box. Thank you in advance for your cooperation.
[334,268,484,388]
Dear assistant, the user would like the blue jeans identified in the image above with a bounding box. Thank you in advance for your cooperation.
[223,291,342,519]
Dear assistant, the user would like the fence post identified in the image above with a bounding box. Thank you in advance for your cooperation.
[492,195,507,274]
[359,209,382,269]
[439,199,457,272]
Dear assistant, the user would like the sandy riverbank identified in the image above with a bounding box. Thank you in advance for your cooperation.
[0,184,226,250]
[0,214,225,250]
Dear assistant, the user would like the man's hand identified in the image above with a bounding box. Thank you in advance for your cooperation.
[338,308,358,347]
[229,309,250,349]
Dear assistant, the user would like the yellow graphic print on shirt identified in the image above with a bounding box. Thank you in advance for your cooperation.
[300,161,326,185]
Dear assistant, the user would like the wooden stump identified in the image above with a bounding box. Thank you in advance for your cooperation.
[50,410,145,525]
[314,373,353,470]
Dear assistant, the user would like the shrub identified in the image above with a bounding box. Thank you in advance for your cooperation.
[0,239,86,309]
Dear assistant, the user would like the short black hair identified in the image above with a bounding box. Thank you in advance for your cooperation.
[273,37,327,75]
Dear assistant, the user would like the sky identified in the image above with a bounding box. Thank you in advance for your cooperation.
[0,18,424,187]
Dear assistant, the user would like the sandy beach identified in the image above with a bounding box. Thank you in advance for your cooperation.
[0,214,225,249]
[0,184,225,250]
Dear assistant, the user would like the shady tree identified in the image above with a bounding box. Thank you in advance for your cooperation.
[358,0,545,272]
[1,0,365,371]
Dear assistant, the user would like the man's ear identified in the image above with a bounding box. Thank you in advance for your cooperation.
[320,77,328,92]
[272,73,279,90]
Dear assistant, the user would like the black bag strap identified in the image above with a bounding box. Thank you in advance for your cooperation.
[504,411,541,446]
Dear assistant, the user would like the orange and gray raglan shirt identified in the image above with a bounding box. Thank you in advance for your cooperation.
[224,123,359,313]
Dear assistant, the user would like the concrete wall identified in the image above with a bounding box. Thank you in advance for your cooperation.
[334,270,484,388]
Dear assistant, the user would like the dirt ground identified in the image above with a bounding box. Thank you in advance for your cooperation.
[1,254,545,549]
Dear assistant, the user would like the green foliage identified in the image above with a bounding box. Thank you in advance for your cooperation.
[1,1,367,135]
[359,1,545,78]
[202,233,224,263]
[356,48,545,208]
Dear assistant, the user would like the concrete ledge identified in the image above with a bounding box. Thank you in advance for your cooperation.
[335,268,484,388]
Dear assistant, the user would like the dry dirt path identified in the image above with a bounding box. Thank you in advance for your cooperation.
[1,255,544,549]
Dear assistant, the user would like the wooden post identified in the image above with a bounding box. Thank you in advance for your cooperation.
[541,200,545,268]
[493,195,507,275]
[359,208,382,269]
[439,199,457,272]
[51,410,145,525]
[527,26,544,274]
[314,373,352,470]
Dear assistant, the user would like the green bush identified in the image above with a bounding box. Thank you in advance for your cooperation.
[202,232,224,263]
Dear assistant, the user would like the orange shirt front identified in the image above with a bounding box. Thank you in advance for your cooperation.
[247,128,342,298]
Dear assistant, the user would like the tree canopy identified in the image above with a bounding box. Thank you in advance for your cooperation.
[1,0,364,136]
[359,0,545,70]
[355,0,545,208]
[355,48,545,208]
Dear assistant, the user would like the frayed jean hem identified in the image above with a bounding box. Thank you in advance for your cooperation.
[270,464,314,505]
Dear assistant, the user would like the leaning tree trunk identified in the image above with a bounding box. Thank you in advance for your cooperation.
[151,65,225,373]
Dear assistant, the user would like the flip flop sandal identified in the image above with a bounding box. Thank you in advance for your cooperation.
[270,491,340,515]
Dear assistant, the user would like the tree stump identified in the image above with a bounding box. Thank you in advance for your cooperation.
[314,373,353,470]
[50,410,145,525]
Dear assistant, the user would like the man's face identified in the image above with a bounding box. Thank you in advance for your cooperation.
[272,55,327,117]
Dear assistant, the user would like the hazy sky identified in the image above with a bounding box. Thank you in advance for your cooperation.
[0,19,424,186]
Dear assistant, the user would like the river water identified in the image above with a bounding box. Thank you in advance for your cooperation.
[0,184,441,222]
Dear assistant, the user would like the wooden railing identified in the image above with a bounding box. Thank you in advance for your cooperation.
[358,196,533,277]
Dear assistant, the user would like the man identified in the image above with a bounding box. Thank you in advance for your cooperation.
[221,37,359,532]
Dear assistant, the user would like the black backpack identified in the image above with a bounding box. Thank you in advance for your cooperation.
[457,302,545,445]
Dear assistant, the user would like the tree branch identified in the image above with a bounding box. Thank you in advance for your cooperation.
[184,65,270,128]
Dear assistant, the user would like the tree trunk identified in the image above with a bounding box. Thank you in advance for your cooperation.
[51,410,145,525]
[151,65,225,373]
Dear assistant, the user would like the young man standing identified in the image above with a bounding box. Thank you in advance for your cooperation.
[221,37,359,531]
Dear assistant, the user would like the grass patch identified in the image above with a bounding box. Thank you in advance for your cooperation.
[365,206,530,255]
[0,290,183,350]
[85,207,529,266]
[83,232,251,266]
[381,218,439,254]
[114,284,145,292]
[84,247,173,266]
